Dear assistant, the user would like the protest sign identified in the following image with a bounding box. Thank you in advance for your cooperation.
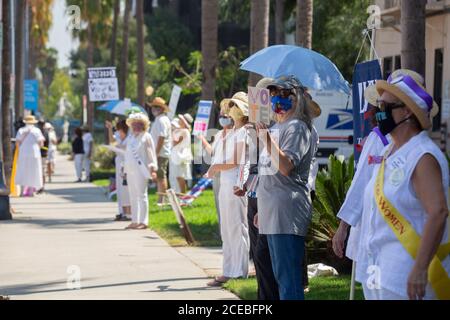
[248,86,271,125]
[87,67,119,102]
[192,100,213,136]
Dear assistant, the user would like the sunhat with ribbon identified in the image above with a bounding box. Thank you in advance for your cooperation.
[126,112,151,131]
[23,115,38,125]
[364,69,425,106]
[147,97,170,113]
[178,113,193,128]
[375,74,438,130]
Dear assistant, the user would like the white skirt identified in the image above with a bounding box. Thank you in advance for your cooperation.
[15,155,43,189]
[170,162,192,180]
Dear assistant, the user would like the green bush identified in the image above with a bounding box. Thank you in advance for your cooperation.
[311,154,355,243]
[57,142,72,155]
[90,168,116,181]
[92,145,115,170]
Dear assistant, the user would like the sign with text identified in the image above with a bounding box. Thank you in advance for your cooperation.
[248,86,271,125]
[24,80,39,112]
[168,85,182,119]
[87,67,119,102]
[192,100,213,136]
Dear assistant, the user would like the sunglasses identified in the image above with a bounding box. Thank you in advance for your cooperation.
[376,100,405,111]
[269,88,295,98]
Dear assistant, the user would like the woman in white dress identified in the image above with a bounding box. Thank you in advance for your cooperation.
[124,112,158,230]
[15,115,45,197]
[170,113,193,194]
[205,92,250,286]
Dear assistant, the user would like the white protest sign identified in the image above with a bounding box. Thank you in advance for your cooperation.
[87,67,119,102]
[192,100,213,136]
[168,85,182,119]
[248,86,271,125]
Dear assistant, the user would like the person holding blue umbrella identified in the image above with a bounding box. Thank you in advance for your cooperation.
[255,75,314,300]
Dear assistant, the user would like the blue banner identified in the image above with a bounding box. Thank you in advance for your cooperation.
[24,79,39,112]
[352,60,382,163]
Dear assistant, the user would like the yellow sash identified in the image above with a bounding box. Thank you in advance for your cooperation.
[10,146,19,197]
[375,159,450,299]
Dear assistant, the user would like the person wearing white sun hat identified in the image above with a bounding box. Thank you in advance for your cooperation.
[346,71,449,300]
[15,115,46,196]
[124,112,158,230]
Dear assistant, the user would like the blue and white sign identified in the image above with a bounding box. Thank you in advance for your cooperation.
[352,60,382,162]
[192,100,213,136]
[24,79,39,112]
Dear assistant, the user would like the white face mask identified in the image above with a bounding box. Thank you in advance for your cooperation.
[219,117,233,128]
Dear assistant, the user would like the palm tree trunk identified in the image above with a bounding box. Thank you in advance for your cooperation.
[136,0,145,106]
[28,3,35,78]
[119,0,131,99]
[401,0,426,77]
[2,0,13,186]
[201,0,218,101]
[110,0,120,66]
[14,0,26,118]
[296,0,313,49]
[275,0,285,44]
[249,0,269,86]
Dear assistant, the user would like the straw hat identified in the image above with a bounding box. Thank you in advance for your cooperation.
[256,77,274,89]
[220,92,249,117]
[171,118,181,129]
[44,122,54,130]
[307,98,322,118]
[126,112,151,131]
[178,113,193,128]
[364,69,425,106]
[147,97,170,113]
[23,115,38,125]
[375,74,438,130]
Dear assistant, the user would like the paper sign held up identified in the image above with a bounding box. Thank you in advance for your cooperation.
[248,86,271,125]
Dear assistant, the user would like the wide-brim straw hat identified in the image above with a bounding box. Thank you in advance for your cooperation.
[23,115,38,124]
[220,92,249,117]
[171,118,181,129]
[308,99,322,118]
[375,74,438,130]
[126,112,151,130]
[147,97,170,113]
[178,113,193,128]
[364,69,425,106]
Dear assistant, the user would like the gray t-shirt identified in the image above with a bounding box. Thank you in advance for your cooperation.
[257,118,313,236]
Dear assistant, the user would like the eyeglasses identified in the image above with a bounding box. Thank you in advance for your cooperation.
[376,100,405,111]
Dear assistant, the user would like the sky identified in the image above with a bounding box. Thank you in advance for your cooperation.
[47,0,79,68]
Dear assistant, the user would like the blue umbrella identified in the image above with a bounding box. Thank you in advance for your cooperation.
[240,45,351,94]
[97,99,146,116]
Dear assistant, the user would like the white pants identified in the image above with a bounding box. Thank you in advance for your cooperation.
[83,155,91,179]
[127,170,149,225]
[116,164,130,213]
[219,180,249,278]
[74,154,84,180]
[168,160,180,193]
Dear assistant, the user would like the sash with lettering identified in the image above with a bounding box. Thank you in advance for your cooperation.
[129,138,151,180]
[375,157,450,299]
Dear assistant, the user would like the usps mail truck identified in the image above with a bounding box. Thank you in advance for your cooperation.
[309,90,354,166]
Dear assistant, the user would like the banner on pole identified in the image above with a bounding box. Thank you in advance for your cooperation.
[248,86,271,125]
[168,85,182,119]
[192,100,213,136]
[24,79,39,112]
[352,60,382,163]
[87,67,119,102]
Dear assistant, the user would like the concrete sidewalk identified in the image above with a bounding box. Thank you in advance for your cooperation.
[0,153,236,300]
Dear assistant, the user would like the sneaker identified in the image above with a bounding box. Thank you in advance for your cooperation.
[119,215,131,221]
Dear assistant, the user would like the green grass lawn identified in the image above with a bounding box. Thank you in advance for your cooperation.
[224,275,364,300]
[92,179,110,187]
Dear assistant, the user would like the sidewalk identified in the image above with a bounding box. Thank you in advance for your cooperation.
[0,153,236,300]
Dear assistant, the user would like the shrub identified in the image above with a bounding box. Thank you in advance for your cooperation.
[57,142,72,155]
[92,145,115,170]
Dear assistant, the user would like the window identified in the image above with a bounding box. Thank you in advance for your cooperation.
[432,49,443,131]
[394,55,401,70]
[383,57,393,80]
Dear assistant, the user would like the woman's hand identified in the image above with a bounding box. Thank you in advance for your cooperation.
[105,120,112,130]
[407,265,428,300]
[233,186,246,197]
[332,221,349,258]
[204,166,216,179]
[253,213,259,229]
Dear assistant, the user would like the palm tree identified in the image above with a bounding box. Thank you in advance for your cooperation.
[296,0,313,49]
[275,0,285,44]
[119,0,132,99]
[110,0,120,66]
[2,0,13,187]
[201,0,218,101]
[249,0,269,86]
[401,0,426,76]
[136,0,145,106]
[15,0,26,119]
